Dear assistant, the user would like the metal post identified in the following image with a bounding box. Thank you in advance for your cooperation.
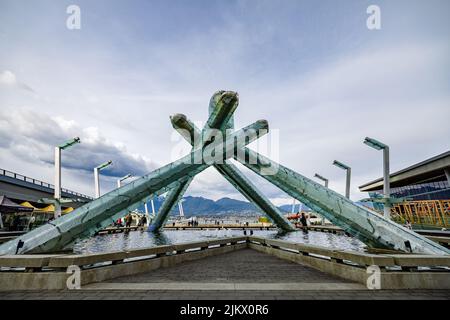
[332,160,351,199]
[314,174,328,225]
[314,174,328,188]
[94,161,112,199]
[179,200,184,217]
[364,137,391,220]
[144,202,149,214]
[54,147,62,219]
[94,167,100,199]
[117,174,132,188]
[383,146,391,220]
[345,168,351,199]
[151,199,155,214]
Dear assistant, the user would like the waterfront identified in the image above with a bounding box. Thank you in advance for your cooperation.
[73,229,366,254]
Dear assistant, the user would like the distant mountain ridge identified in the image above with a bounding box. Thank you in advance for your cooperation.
[146,195,297,217]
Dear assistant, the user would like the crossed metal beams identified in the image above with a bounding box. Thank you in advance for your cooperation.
[149,91,294,232]
[150,92,449,254]
[1,91,448,255]
[0,107,269,254]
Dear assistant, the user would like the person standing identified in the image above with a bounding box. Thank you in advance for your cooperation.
[300,212,308,233]
[125,214,132,228]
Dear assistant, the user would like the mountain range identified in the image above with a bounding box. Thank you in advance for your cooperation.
[144,195,370,217]
[146,196,300,217]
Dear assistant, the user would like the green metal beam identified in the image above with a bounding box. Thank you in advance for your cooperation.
[234,147,449,255]
[0,119,269,255]
[148,91,239,232]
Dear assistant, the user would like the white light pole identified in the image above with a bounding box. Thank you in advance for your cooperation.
[333,160,351,199]
[117,174,132,188]
[151,199,155,215]
[314,173,328,225]
[291,198,297,213]
[314,173,329,188]
[54,137,81,219]
[94,160,113,198]
[364,137,391,219]
[178,199,185,218]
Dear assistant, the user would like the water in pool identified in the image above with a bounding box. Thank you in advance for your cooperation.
[73,229,366,254]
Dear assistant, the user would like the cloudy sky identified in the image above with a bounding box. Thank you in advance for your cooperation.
[0,0,449,205]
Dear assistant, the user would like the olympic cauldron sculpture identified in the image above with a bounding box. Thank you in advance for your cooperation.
[0,91,448,255]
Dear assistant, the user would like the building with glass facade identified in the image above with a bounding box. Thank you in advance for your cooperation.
[360,151,450,202]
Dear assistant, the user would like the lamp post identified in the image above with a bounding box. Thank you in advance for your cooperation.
[150,199,155,215]
[178,199,185,218]
[314,173,329,188]
[314,173,328,226]
[332,160,351,199]
[291,198,297,214]
[54,137,81,219]
[364,137,390,219]
[94,160,113,198]
[117,174,132,188]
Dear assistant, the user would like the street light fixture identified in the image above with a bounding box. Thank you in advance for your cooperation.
[364,137,391,219]
[314,173,329,188]
[117,174,132,188]
[333,160,351,199]
[54,137,81,219]
[314,173,329,225]
[94,160,113,198]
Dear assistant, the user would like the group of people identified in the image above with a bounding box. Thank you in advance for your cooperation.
[187,220,198,227]
[114,214,148,228]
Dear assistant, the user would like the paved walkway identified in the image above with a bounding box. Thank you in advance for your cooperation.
[0,249,449,300]
[104,248,353,284]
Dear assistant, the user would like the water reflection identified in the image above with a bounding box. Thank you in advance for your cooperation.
[73,229,366,254]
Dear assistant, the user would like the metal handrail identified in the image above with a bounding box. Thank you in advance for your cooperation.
[0,168,93,200]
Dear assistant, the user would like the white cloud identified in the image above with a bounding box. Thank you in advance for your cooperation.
[0,70,35,93]
[0,70,16,85]
[0,109,158,181]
